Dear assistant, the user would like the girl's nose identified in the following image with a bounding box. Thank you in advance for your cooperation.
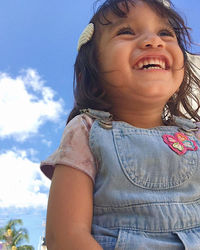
[140,33,165,49]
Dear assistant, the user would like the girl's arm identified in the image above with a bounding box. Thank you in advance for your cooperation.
[46,164,103,250]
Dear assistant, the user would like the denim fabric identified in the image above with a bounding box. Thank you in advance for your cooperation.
[86,109,200,250]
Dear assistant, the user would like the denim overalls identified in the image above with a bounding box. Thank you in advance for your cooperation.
[82,109,200,250]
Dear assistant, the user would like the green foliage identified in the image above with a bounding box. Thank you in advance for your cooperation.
[0,219,34,250]
[17,246,34,250]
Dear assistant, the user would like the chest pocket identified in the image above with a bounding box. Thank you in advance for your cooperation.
[113,128,198,190]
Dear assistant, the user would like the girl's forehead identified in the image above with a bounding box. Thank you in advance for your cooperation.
[99,1,170,31]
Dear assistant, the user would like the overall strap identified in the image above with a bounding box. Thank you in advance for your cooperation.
[173,116,200,139]
[195,122,200,140]
[80,108,113,129]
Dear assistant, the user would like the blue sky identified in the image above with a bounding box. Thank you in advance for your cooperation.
[0,0,200,248]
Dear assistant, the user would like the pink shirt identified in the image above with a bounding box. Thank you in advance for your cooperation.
[40,116,200,184]
[40,114,97,183]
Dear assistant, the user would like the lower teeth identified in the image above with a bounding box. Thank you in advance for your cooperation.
[143,66,162,70]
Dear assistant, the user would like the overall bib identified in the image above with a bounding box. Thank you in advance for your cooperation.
[83,109,200,250]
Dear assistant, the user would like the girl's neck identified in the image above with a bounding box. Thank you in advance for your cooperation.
[111,107,165,128]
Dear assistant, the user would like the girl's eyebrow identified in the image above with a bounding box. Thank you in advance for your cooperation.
[107,18,174,32]
[107,19,127,31]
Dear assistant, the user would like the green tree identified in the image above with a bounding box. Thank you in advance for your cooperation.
[0,219,34,250]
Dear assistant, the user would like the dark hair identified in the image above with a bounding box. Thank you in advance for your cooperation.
[67,0,200,123]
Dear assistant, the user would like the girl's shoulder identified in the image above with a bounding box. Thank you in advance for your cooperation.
[58,113,95,159]
[66,113,94,134]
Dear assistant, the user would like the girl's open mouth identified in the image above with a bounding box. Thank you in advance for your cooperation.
[133,56,170,71]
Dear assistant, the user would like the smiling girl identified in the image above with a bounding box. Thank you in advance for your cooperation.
[41,0,200,249]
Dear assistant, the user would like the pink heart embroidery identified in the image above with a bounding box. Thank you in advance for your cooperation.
[162,132,198,155]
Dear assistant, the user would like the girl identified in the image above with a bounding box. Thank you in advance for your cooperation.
[40,0,200,249]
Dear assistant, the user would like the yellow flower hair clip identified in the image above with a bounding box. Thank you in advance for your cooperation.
[77,23,95,51]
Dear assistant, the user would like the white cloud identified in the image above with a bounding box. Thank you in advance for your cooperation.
[0,69,64,141]
[0,149,50,208]
[41,138,52,147]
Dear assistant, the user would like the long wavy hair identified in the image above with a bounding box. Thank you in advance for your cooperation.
[67,0,200,123]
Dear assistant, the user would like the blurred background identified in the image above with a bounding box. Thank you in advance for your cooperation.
[0,0,199,248]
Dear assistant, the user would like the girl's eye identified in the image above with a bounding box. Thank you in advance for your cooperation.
[117,27,135,36]
[159,29,175,37]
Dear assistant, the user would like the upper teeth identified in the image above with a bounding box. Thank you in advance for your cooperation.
[135,58,166,70]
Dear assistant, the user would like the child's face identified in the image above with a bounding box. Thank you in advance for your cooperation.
[98,1,184,107]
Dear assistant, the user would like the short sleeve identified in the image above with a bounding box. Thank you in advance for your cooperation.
[40,114,97,183]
